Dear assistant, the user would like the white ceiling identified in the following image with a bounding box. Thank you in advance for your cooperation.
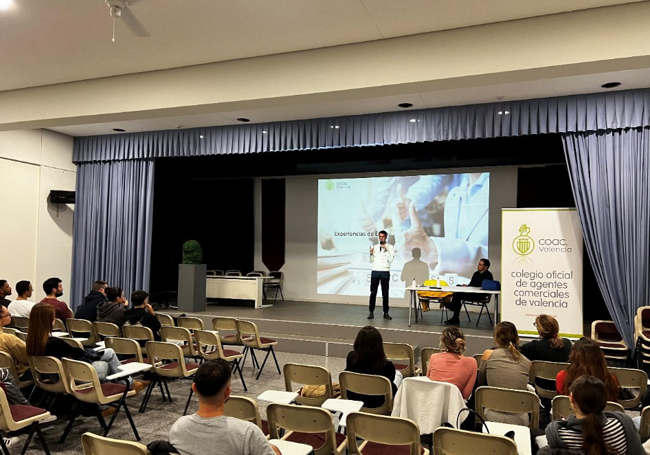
[49,67,650,137]
[0,0,644,92]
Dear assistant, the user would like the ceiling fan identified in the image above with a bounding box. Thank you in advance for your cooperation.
[105,0,150,42]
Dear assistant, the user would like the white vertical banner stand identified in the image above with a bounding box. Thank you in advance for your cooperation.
[501,208,583,338]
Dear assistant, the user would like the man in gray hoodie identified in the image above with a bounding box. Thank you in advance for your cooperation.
[96,286,128,326]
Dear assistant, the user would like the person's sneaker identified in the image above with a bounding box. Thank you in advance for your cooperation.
[2,437,17,448]
[367,312,374,320]
[130,380,151,394]
[38,415,58,424]
[383,313,392,320]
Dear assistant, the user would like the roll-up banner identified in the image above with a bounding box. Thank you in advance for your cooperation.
[501,208,583,338]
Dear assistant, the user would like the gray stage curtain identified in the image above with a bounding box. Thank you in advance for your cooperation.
[73,88,650,163]
[563,127,650,349]
[70,159,155,310]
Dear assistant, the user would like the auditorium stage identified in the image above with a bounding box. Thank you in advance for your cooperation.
[163,300,505,360]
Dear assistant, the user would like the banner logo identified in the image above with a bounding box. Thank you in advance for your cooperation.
[325,180,335,191]
[512,224,535,256]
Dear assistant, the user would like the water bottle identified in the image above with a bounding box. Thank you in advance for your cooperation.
[412,278,417,288]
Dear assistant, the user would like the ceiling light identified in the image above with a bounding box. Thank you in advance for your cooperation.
[236,118,250,123]
[0,0,13,11]
[497,111,503,115]
[113,128,126,132]
[409,119,420,123]
[330,125,340,129]
[175,125,183,129]
[199,135,204,139]
[398,103,413,108]
[504,111,510,115]
[601,81,621,89]
[262,131,268,134]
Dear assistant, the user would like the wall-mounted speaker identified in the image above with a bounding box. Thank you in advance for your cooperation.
[49,190,75,204]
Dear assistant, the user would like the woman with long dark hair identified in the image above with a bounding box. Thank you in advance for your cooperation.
[541,375,644,455]
[520,314,572,362]
[427,327,476,399]
[345,326,397,408]
[555,338,619,401]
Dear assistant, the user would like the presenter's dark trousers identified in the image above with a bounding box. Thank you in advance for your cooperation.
[369,271,390,314]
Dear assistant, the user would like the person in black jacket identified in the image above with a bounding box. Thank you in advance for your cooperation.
[345,326,397,409]
[75,281,108,322]
[520,314,571,363]
[124,290,162,341]
[444,258,493,325]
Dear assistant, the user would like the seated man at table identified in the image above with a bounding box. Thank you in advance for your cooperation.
[170,359,282,455]
[443,258,493,325]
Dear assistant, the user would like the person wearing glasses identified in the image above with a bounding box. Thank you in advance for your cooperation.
[520,314,572,363]
[443,258,493,325]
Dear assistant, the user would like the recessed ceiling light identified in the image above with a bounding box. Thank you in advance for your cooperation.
[330,125,340,129]
[262,131,268,134]
[0,0,13,11]
[601,81,621,89]
[504,111,510,115]
[175,125,183,129]
[199,135,204,139]
[236,118,250,123]
[497,111,503,115]
[398,103,413,108]
[409,119,420,123]
[113,128,126,132]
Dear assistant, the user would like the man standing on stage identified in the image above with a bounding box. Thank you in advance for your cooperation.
[368,230,394,320]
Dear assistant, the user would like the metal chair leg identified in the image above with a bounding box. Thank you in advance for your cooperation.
[19,422,37,455]
[255,349,272,380]
[270,347,281,374]
[34,423,52,455]
[122,401,140,440]
[183,387,194,416]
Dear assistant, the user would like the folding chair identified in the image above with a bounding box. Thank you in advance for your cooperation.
[284,363,333,406]
[247,271,267,277]
[156,313,175,327]
[383,342,420,377]
[551,395,624,421]
[161,326,201,362]
[610,366,648,409]
[461,294,493,327]
[10,316,29,331]
[635,307,650,370]
[473,353,483,370]
[66,318,99,346]
[212,317,242,346]
[432,427,516,455]
[640,406,650,439]
[62,358,139,441]
[194,330,247,391]
[81,432,149,455]
[224,395,267,434]
[53,318,66,332]
[0,351,33,389]
[420,347,441,374]
[145,341,199,415]
[475,386,539,429]
[347,412,429,455]
[264,271,284,302]
[339,371,393,415]
[122,325,155,348]
[177,316,204,333]
[267,403,347,455]
[0,386,52,455]
[93,321,121,340]
[237,320,280,380]
[592,320,629,364]
[28,356,73,411]
[225,270,242,276]
[530,361,568,400]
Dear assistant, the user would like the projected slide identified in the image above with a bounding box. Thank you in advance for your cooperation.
[318,172,490,297]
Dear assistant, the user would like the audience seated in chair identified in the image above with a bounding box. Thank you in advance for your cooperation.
[39,277,73,321]
[345,326,398,409]
[0,280,11,308]
[426,327,477,399]
[97,287,129,326]
[555,337,620,402]
[169,359,281,455]
[26,303,148,393]
[0,305,31,381]
[540,375,644,455]
[123,290,162,340]
[75,280,109,322]
[520,314,572,363]
[7,280,36,318]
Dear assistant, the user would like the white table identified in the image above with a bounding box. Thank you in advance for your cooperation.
[51,332,70,337]
[257,390,298,404]
[322,398,363,427]
[269,439,313,455]
[106,362,152,381]
[482,421,531,455]
[405,285,501,327]
[206,276,275,309]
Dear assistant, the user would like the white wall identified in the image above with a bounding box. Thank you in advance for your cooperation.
[0,130,76,302]
[254,166,518,306]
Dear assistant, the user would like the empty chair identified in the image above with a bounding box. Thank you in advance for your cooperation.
[156,313,175,327]
[347,412,429,455]
[11,316,29,331]
[0,387,52,455]
[122,325,155,347]
[53,318,66,332]
[383,342,420,377]
[339,371,393,415]
[225,270,242,276]
[237,319,280,380]
[610,366,648,409]
[530,361,569,400]
[0,351,33,389]
[551,395,624,421]
[62,358,140,441]
[264,271,284,301]
[635,308,650,369]
[475,386,539,428]
[93,321,121,340]
[267,403,347,455]
[145,341,199,415]
[592,320,629,363]
[81,432,149,455]
[420,347,441,374]
[177,316,204,332]
[284,363,333,406]
[66,318,98,346]
[161,326,200,361]
[212,317,242,346]
[246,271,266,277]
[105,337,146,364]
[432,427,516,455]
[224,395,266,434]
[194,330,247,391]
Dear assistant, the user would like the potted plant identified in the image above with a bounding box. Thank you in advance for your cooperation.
[177,240,207,312]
